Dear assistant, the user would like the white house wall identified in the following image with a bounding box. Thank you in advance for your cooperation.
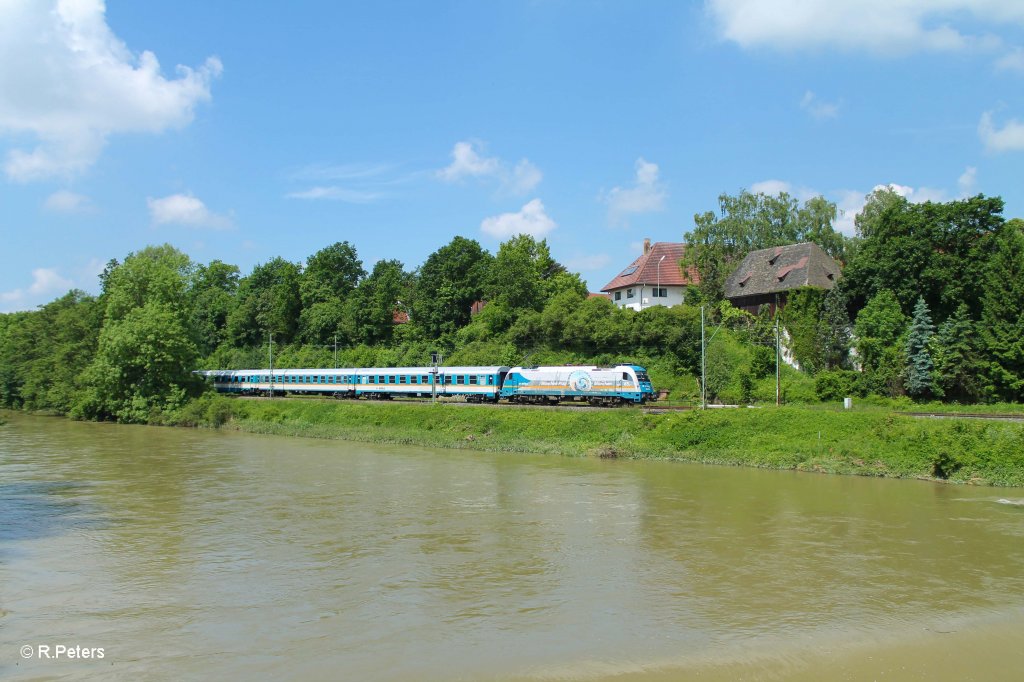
[609,285,686,311]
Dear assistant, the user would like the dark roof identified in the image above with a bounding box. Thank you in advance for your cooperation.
[724,242,840,300]
[600,242,699,292]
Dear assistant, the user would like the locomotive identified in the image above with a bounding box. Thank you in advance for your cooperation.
[198,363,655,406]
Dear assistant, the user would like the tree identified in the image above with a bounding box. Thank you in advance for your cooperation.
[853,290,906,373]
[413,236,492,339]
[346,259,410,345]
[843,190,1005,318]
[189,259,239,355]
[488,235,564,312]
[75,245,201,422]
[76,302,199,422]
[299,242,364,344]
[228,257,302,346]
[905,297,936,399]
[932,304,983,403]
[979,218,1024,401]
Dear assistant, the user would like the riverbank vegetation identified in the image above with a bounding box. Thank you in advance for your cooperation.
[169,396,1024,486]
[1,187,1022,454]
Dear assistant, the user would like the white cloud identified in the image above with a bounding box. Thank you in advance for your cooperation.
[706,0,1021,54]
[286,186,382,203]
[437,140,542,194]
[565,253,612,272]
[508,159,543,195]
[43,189,93,213]
[995,47,1024,71]
[874,182,948,203]
[147,193,233,230]
[0,0,221,181]
[605,157,667,224]
[799,91,839,119]
[438,141,501,181]
[480,199,556,239]
[0,267,74,311]
[958,166,978,196]
[978,110,1024,152]
[750,179,792,195]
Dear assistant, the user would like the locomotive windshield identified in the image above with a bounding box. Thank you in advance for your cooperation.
[636,371,651,383]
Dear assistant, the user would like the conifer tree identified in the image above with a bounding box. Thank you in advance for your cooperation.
[905,297,936,399]
[932,304,982,402]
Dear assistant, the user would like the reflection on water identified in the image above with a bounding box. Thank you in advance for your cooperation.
[2,411,1023,681]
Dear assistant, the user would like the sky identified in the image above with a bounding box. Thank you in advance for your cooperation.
[1,0,1023,312]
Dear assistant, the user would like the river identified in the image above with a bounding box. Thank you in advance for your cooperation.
[2,411,1024,681]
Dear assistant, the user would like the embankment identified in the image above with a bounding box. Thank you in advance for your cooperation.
[174,395,1024,486]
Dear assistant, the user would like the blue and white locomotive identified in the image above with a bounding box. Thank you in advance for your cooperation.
[199,362,654,405]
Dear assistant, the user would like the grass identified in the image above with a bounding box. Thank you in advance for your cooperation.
[173,394,1024,487]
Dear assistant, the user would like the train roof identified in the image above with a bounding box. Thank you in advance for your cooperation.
[197,366,510,375]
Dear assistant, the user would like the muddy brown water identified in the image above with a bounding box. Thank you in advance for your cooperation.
[2,412,1023,681]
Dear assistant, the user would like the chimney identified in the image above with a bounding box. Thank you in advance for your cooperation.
[643,238,651,255]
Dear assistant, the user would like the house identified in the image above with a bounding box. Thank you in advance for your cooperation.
[600,238,699,311]
[724,242,841,314]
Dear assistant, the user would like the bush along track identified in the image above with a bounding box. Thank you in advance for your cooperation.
[173,395,1024,487]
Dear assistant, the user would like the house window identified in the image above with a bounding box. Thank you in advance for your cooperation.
[626,288,634,298]
[653,287,667,298]
[614,291,621,301]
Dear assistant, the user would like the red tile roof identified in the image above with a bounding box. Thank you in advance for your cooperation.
[600,242,698,292]
[392,310,410,324]
[588,292,610,300]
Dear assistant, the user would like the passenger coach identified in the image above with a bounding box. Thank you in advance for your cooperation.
[198,366,510,402]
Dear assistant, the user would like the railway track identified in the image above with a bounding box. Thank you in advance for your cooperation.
[237,394,694,412]
[898,411,1024,422]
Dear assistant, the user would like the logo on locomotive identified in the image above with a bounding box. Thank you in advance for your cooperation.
[567,370,593,392]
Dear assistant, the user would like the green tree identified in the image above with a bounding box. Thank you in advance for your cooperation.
[77,302,199,422]
[299,241,365,344]
[413,236,492,338]
[189,259,239,355]
[853,290,906,373]
[905,297,937,399]
[347,259,410,345]
[75,245,201,422]
[932,304,983,403]
[228,257,302,345]
[979,219,1024,401]
[843,190,1005,318]
[488,235,563,312]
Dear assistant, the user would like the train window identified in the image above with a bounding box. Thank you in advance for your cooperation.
[320,376,326,383]
[622,372,631,381]
[399,376,406,384]
[456,375,465,385]
[387,375,394,384]
[469,376,478,385]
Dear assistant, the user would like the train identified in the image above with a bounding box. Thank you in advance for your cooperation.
[197,363,656,406]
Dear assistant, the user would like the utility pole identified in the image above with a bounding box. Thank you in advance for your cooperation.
[333,333,338,369]
[268,332,274,399]
[430,351,442,404]
[775,316,781,406]
[700,305,706,410]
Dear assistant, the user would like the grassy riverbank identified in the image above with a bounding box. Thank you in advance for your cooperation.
[175,395,1024,486]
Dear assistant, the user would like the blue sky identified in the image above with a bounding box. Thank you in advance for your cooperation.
[2,0,1023,312]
